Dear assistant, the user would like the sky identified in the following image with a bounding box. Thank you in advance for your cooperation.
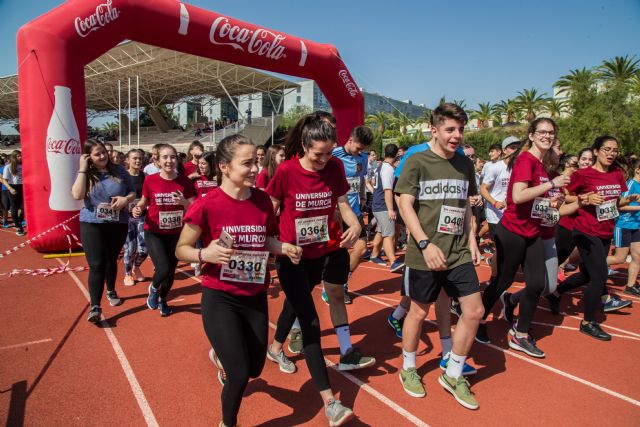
[0,0,639,132]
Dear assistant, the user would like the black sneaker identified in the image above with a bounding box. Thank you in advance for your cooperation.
[450,301,462,318]
[580,321,611,341]
[545,294,561,315]
[624,286,640,297]
[500,292,516,324]
[106,290,123,307]
[87,305,102,323]
[159,299,173,317]
[475,323,490,344]
[564,263,577,272]
[509,334,545,358]
[338,347,375,371]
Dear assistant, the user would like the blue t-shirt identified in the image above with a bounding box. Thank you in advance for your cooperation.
[80,165,134,224]
[0,166,6,191]
[394,142,466,178]
[332,146,368,216]
[616,178,640,230]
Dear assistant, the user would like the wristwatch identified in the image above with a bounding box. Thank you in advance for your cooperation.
[418,239,430,251]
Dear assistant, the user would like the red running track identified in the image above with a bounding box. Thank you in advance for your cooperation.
[1,227,639,426]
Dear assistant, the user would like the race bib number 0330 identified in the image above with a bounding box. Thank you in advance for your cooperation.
[220,250,269,284]
[295,215,329,246]
[96,203,119,222]
[159,210,183,229]
[437,205,465,235]
[596,199,619,222]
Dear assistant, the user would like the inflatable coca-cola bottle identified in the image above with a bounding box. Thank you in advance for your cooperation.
[46,85,83,211]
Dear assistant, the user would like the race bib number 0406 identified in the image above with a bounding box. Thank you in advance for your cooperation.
[437,205,465,235]
[295,215,329,246]
[220,250,269,284]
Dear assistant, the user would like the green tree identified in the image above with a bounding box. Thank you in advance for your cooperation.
[366,111,390,134]
[471,102,493,129]
[598,55,640,86]
[392,113,412,135]
[544,99,568,118]
[515,88,548,122]
[492,98,520,124]
[554,67,597,96]
[280,105,313,129]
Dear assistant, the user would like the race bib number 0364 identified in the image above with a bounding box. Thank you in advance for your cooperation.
[159,210,183,229]
[220,250,269,284]
[295,215,329,246]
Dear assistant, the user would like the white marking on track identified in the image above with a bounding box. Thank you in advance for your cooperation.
[0,338,53,350]
[57,259,159,427]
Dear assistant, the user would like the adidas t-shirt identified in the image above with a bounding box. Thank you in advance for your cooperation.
[395,150,477,271]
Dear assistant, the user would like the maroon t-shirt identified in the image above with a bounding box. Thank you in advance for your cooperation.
[255,169,269,190]
[568,166,627,239]
[541,171,563,240]
[184,187,278,296]
[501,151,550,238]
[142,173,196,234]
[266,157,349,259]
[194,176,218,198]
[183,161,198,177]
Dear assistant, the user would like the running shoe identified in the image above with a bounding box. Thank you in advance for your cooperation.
[474,323,490,344]
[208,349,227,385]
[387,313,403,338]
[87,305,102,323]
[399,367,425,398]
[133,266,145,282]
[509,334,545,358]
[579,321,611,341]
[608,268,620,276]
[287,328,303,354]
[450,301,462,318]
[603,295,632,312]
[370,256,386,266]
[2,221,9,228]
[362,250,372,261]
[267,346,297,373]
[439,353,478,376]
[500,292,516,324]
[624,285,640,297]
[343,284,352,305]
[325,399,354,427]
[16,229,25,236]
[147,284,159,310]
[338,347,375,371]
[626,255,633,263]
[564,263,577,272]
[106,290,123,307]
[321,289,329,305]
[483,246,494,255]
[545,293,561,315]
[389,260,405,273]
[158,299,172,317]
[438,373,479,410]
[557,268,566,283]
[123,275,135,287]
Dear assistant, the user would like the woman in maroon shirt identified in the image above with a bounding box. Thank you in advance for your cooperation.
[553,136,639,340]
[255,143,285,190]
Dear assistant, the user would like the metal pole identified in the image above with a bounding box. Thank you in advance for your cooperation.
[136,75,140,148]
[118,80,121,146]
[271,111,274,145]
[128,77,131,150]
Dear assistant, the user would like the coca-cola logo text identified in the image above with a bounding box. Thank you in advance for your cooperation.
[209,17,286,60]
[338,70,359,98]
[75,0,120,38]
[46,138,81,155]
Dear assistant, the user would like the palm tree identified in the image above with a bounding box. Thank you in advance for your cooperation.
[554,67,597,96]
[515,88,548,122]
[492,99,520,124]
[416,109,432,126]
[392,113,412,135]
[452,99,467,112]
[366,111,389,134]
[471,102,493,129]
[544,99,567,118]
[598,55,640,85]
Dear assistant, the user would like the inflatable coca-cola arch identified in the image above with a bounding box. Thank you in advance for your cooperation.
[17,0,364,252]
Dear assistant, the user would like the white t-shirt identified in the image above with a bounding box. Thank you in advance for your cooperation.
[482,160,511,224]
[379,162,395,190]
[2,164,22,185]
[143,163,160,175]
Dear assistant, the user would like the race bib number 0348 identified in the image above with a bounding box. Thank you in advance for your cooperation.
[220,250,269,284]
[295,215,329,246]
[159,210,183,229]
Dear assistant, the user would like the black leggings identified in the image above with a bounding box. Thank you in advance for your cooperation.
[202,287,268,427]
[556,229,611,322]
[482,222,546,333]
[274,256,330,392]
[8,184,23,230]
[80,222,128,307]
[144,231,179,299]
[555,224,575,265]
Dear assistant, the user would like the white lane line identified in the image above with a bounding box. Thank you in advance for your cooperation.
[530,321,640,341]
[57,259,159,427]
[535,306,640,338]
[350,290,640,408]
[177,268,431,427]
[0,338,53,350]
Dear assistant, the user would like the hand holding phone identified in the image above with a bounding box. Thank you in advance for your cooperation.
[218,230,234,249]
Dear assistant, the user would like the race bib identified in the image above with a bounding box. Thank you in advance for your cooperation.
[541,207,560,227]
[596,199,619,222]
[347,177,361,195]
[531,197,550,219]
[96,203,119,222]
[220,250,269,284]
[295,215,329,246]
[437,205,466,235]
[159,210,183,229]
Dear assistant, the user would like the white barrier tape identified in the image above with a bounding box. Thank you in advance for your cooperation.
[0,214,82,259]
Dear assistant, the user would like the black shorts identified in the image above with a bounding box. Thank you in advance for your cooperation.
[322,248,350,284]
[401,263,480,304]
[614,227,640,248]
[342,214,367,239]
[1,190,10,211]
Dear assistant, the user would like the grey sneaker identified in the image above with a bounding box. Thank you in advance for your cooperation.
[106,290,123,307]
[325,399,354,426]
[87,305,102,323]
[287,328,303,354]
[438,373,479,410]
[399,367,425,397]
[338,347,375,371]
[266,346,297,373]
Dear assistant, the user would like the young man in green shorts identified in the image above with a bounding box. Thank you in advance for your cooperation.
[395,103,484,410]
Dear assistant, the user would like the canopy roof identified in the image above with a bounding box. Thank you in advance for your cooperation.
[0,40,298,120]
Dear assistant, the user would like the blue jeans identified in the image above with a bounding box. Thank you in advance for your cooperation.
[123,218,147,275]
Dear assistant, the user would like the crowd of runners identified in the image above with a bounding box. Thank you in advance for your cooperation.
[5,102,639,426]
